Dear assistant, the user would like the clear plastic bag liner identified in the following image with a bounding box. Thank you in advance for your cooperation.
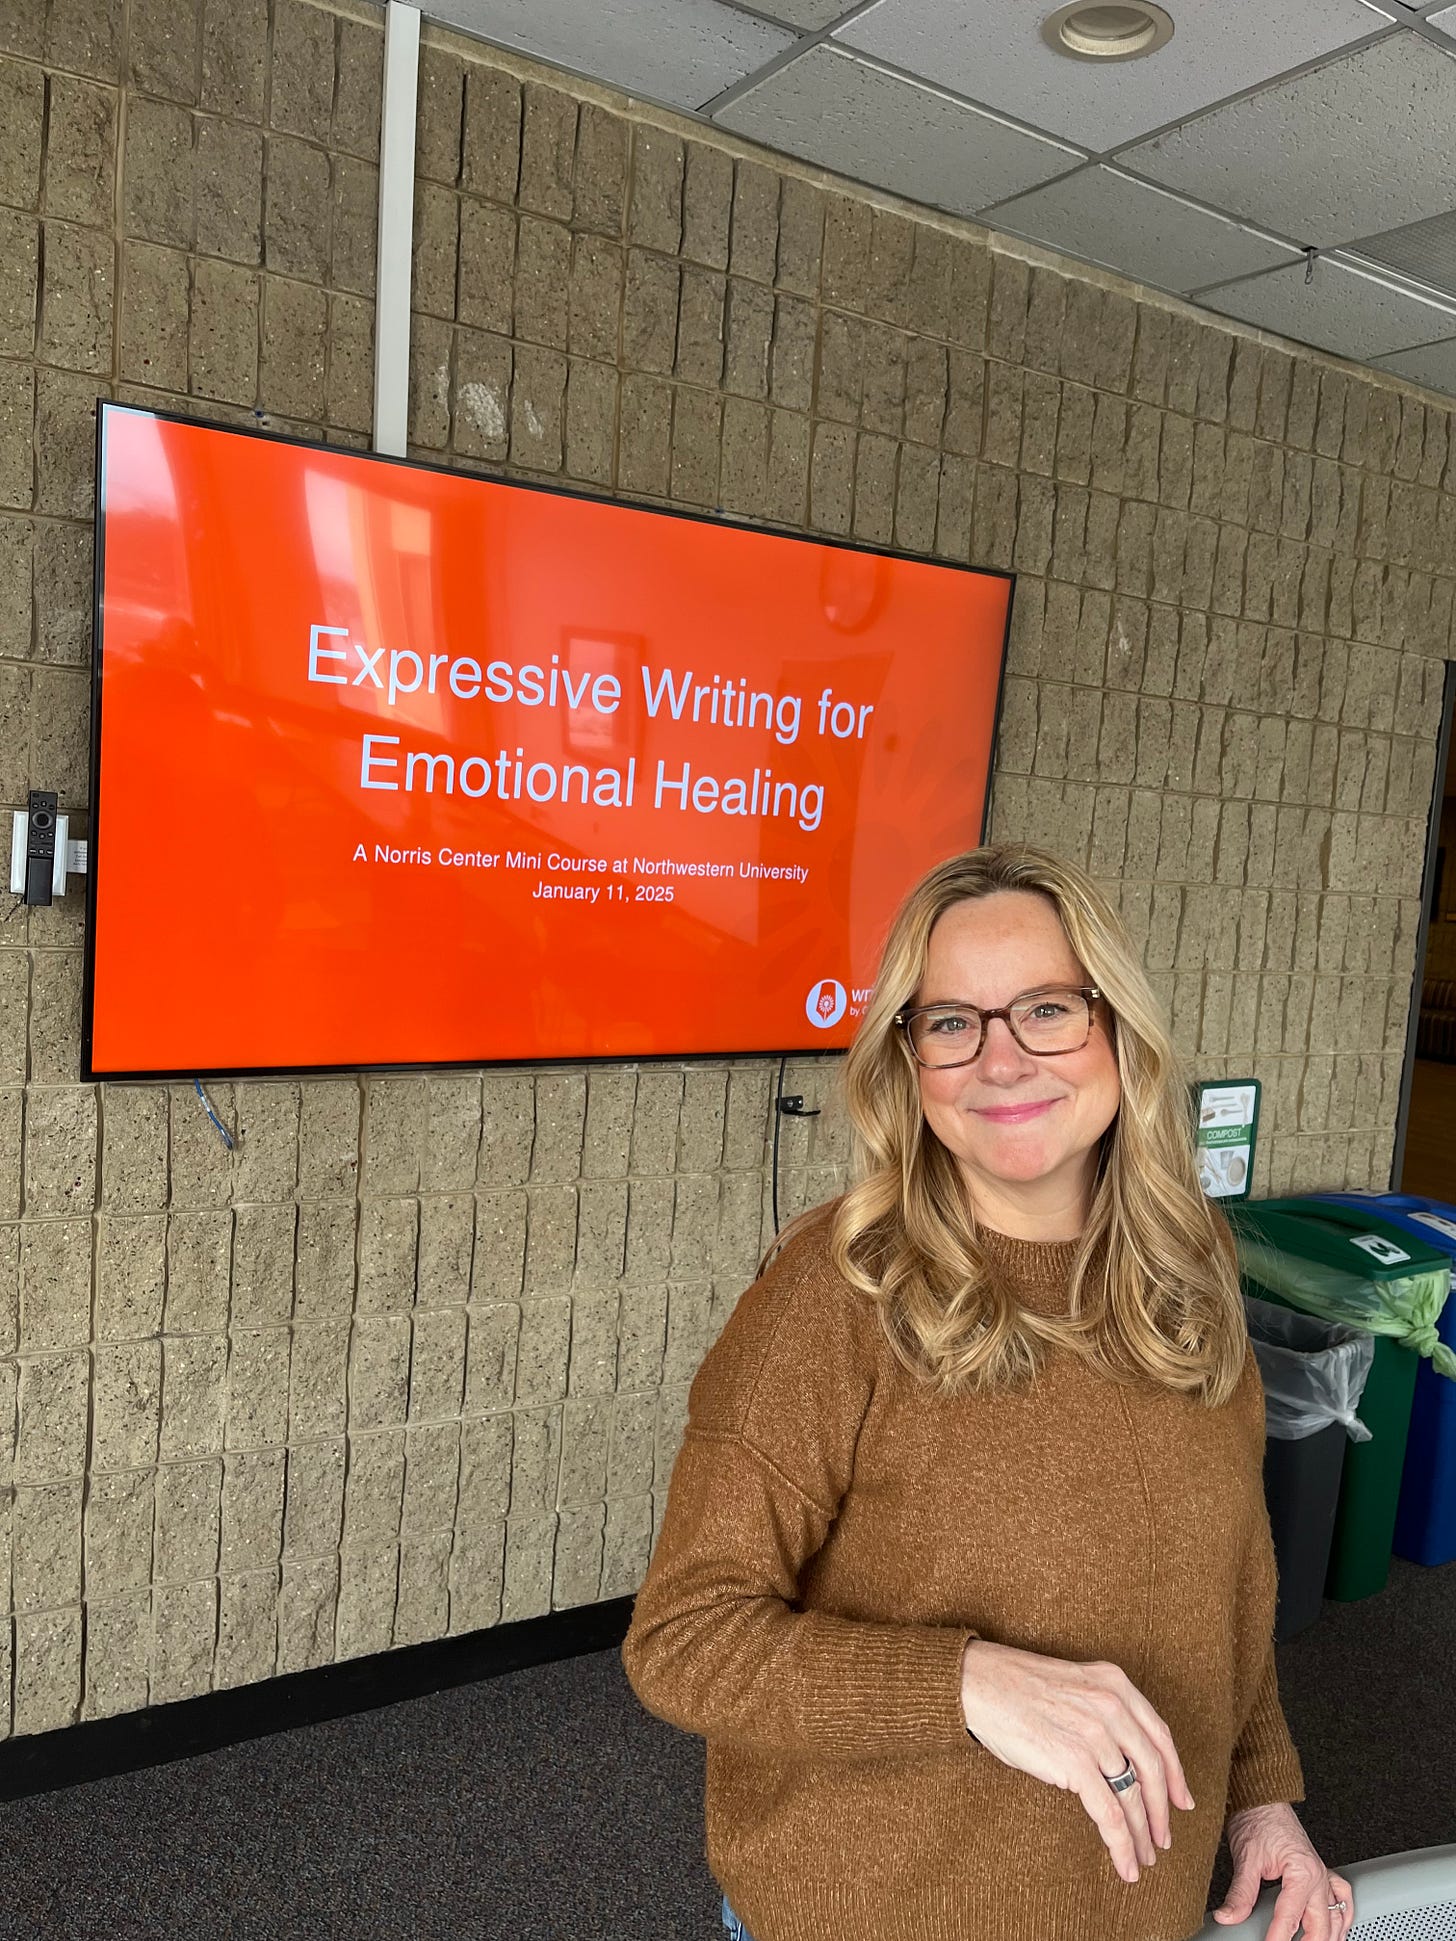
[1237,1238,1456,1381]
[1244,1294,1375,1442]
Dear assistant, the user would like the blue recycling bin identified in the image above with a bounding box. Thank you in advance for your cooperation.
[1312,1193,1456,1566]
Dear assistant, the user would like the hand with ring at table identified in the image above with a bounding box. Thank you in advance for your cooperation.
[1215,1801,1355,1940]
[958,1637,1196,1885]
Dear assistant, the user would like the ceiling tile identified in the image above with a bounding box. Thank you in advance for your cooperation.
[1199,255,1456,361]
[716,45,1081,218]
[1353,210,1456,301]
[724,0,855,26]
[418,0,795,113]
[986,166,1300,294]
[1373,337,1456,395]
[1121,33,1456,248]
[837,0,1392,152]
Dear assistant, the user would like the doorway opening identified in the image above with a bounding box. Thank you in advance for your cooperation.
[1396,662,1456,1196]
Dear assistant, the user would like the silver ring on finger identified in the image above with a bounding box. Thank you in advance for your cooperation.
[1104,1759,1139,1795]
[1328,1901,1348,1915]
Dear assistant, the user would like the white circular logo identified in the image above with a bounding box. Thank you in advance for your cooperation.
[806,978,847,1029]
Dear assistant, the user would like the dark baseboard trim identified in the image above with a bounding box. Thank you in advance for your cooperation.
[0,1596,635,1802]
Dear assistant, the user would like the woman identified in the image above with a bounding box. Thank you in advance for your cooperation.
[622,845,1354,1941]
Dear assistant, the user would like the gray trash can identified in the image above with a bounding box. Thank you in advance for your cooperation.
[1244,1294,1375,1641]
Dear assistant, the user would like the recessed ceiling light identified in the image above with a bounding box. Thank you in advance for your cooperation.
[1042,2,1175,61]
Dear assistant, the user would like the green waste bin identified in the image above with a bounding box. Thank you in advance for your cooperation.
[1229,1200,1452,1603]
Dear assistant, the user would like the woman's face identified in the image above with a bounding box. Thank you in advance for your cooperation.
[911,890,1121,1223]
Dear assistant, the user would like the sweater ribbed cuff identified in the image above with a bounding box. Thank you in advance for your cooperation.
[796,1617,979,1757]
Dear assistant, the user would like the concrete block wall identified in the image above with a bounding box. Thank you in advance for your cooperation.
[0,0,1449,1735]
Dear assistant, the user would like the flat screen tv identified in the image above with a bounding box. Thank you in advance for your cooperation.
[84,404,1012,1076]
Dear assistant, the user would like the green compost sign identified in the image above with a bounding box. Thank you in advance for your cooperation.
[1193,1079,1260,1201]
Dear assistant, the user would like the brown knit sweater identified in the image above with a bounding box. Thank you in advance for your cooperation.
[622,1205,1305,1941]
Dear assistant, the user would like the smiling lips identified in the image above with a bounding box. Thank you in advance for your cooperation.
[972,1099,1061,1124]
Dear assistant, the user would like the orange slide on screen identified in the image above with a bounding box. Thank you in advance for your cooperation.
[86,404,1011,1075]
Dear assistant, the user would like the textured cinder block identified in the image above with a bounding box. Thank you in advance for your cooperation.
[457,1411,512,1524]
[90,1340,162,1472]
[19,1216,90,1351]
[83,1468,154,1603]
[627,126,682,255]
[277,1553,338,1671]
[416,1194,474,1308]
[513,1297,571,1405]
[83,1592,153,1719]
[13,1604,81,1734]
[0,360,35,511]
[401,1420,460,1541]
[0,57,43,211]
[461,65,520,203]
[263,134,329,282]
[349,1313,411,1430]
[292,1200,353,1324]
[153,1455,222,1582]
[341,1426,405,1555]
[567,233,622,363]
[616,1281,667,1393]
[500,1513,555,1622]
[215,1568,278,1689]
[22,1083,97,1216]
[356,1199,419,1316]
[519,81,575,220]
[288,1319,349,1441]
[448,1515,504,1631]
[282,1436,344,1558]
[618,372,671,495]
[297,1080,360,1198]
[472,1190,526,1302]
[574,1179,627,1288]
[270,0,334,143]
[395,1528,451,1644]
[572,102,627,237]
[508,342,566,471]
[0,208,37,359]
[669,385,721,506]
[423,1077,482,1192]
[219,1447,285,1573]
[552,1502,605,1610]
[93,1213,163,1341]
[160,1333,227,1460]
[463,1300,520,1415]
[409,1303,467,1422]
[260,275,326,419]
[336,1543,398,1659]
[13,1475,82,1609]
[230,1202,296,1328]
[166,1209,231,1333]
[151,1578,217,1703]
[16,1349,87,1484]
[566,1287,620,1397]
[601,1492,653,1599]
[520,1187,574,1296]
[224,1328,289,1451]
[412,178,459,321]
[452,325,511,461]
[189,256,259,404]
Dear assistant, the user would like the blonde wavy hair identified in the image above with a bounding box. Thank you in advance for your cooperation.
[811,844,1247,1406]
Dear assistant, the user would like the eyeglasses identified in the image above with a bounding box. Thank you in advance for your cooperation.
[894,986,1102,1070]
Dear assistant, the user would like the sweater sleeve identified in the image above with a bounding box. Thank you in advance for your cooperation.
[1226,1645,1305,1816]
[621,1216,976,1761]
[1224,1344,1305,1817]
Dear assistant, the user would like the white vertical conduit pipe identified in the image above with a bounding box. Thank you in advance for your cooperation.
[373,1,421,457]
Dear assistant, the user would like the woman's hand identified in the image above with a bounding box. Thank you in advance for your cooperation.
[1215,1803,1354,1939]
[958,1639,1195,1884]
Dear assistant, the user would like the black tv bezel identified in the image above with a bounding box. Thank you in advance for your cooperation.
[82,400,1015,1083]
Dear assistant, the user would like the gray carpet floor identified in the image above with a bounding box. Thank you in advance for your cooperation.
[0,1558,1451,1941]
